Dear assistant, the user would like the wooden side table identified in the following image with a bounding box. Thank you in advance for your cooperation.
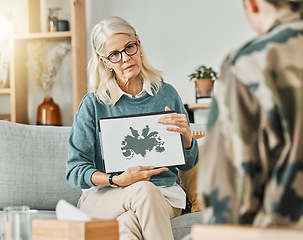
[191,224,303,240]
[32,218,119,240]
[184,102,211,123]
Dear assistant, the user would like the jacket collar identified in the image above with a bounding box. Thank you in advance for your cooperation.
[269,9,303,32]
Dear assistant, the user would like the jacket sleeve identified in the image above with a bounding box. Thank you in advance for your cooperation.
[198,56,283,224]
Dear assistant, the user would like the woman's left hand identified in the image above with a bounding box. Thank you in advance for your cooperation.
[158,106,193,149]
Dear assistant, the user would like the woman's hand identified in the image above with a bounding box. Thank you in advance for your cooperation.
[113,166,168,187]
[158,106,193,149]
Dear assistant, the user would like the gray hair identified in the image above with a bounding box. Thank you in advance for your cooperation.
[88,16,163,105]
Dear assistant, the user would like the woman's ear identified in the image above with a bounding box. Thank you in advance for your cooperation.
[100,57,110,68]
[247,0,259,13]
[137,39,142,55]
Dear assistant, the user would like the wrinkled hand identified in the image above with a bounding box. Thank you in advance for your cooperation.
[158,106,193,149]
[113,166,168,187]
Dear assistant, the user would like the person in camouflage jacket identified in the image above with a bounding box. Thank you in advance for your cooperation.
[199,0,303,227]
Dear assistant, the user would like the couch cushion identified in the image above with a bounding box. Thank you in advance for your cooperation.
[171,212,202,240]
[0,121,81,210]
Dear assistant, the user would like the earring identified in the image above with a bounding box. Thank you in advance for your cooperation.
[140,53,143,57]
[110,68,113,72]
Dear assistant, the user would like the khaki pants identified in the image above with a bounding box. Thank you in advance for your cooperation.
[79,181,182,240]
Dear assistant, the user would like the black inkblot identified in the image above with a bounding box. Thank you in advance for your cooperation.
[121,125,165,160]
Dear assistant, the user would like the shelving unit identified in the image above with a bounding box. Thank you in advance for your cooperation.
[184,102,211,123]
[0,0,87,124]
[195,96,211,103]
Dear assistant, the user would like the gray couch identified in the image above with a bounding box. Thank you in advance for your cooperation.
[0,120,201,239]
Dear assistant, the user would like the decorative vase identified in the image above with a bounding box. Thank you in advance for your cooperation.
[48,8,61,32]
[195,79,214,98]
[37,97,61,126]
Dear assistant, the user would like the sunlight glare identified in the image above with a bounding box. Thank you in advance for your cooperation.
[0,19,14,39]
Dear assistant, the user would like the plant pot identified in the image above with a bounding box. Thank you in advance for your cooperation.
[195,79,214,98]
[37,97,61,126]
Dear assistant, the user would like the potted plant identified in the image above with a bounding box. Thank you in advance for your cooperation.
[189,65,218,99]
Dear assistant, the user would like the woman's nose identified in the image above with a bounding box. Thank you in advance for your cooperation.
[121,51,130,62]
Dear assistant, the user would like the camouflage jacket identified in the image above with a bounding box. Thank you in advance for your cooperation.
[199,10,303,227]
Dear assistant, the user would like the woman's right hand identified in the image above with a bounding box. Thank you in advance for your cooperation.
[113,166,168,187]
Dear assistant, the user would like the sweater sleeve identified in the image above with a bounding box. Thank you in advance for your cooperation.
[179,137,199,171]
[66,95,98,189]
[168,84,199,171]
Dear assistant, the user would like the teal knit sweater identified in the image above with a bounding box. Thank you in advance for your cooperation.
[66,82,199,189]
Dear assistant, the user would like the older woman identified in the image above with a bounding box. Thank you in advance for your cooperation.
[66,16,199,240]
[199,0,303,227]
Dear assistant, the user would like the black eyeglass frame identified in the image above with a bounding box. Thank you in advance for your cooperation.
[102,42,139,64]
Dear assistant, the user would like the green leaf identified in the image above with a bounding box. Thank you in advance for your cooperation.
[189,64,218,81]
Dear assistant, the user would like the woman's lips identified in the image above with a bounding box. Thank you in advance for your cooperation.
[124,65,135,71]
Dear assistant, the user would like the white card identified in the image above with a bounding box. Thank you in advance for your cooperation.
[99,111,186,173]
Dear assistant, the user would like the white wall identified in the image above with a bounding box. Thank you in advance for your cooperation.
[85,0,255,124]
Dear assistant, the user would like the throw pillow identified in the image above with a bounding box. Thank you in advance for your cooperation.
[179,135,205,212]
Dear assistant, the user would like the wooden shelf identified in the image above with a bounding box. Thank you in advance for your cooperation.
[0,114,11,121]
[0,88,11,95]
[186,102,211,110]
[14,31,71,40]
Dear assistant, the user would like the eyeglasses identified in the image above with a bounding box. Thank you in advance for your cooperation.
[103,42,139,64]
